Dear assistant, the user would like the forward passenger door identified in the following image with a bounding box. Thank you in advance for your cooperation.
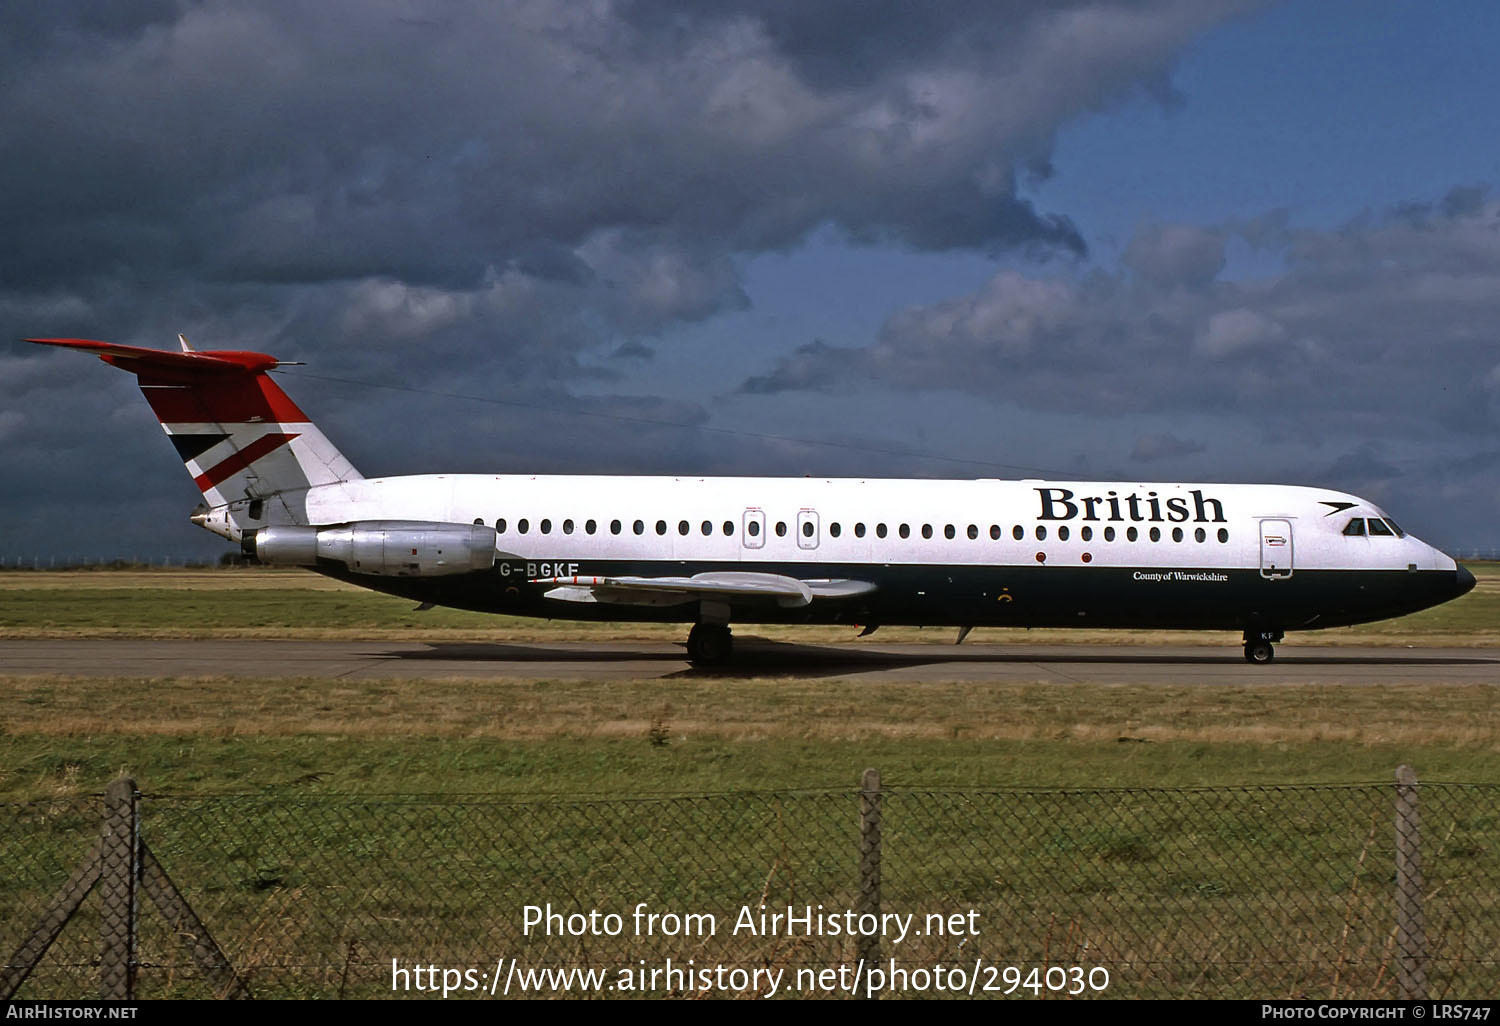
[1259,519,1294,579]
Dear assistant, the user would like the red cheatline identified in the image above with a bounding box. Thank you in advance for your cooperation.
[192,433,300,491]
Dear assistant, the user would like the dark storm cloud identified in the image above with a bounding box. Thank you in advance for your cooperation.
[1319,443,1402,485]
[0,1,1253,293]
[2,0,1266,555]
[1130,433,1206,463]
[746,190,1500,436]
[0,0,1261,402]
[737,188,1500,543]
[738,339,852,394]
[1123,223,1228,288]
[610,340,656,361]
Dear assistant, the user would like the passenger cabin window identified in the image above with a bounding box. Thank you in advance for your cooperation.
[1343,518,1366,537]
[1367,518,1395,537]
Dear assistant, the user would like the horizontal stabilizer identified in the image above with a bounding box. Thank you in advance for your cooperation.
[28,338,281,379]
[533,571,877,609]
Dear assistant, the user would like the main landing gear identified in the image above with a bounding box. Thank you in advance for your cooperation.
[1242,629,1284,665]
[687,623,733,666]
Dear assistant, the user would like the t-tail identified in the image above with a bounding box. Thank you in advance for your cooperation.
[28,337,362,542]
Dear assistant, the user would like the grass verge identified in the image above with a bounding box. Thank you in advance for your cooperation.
[0,563,1495,644]
[3,676,1498,801]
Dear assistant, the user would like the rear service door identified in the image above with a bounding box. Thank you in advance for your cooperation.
[1259,519,1293,579]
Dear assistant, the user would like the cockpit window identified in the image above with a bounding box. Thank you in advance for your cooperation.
[1384,518,1406,537]
[1342,518,1366,537]
[1367,518,1394,537]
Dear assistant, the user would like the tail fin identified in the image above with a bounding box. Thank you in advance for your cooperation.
[29,338,361,537]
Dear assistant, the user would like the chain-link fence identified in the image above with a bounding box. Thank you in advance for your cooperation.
[4,769,1497,999]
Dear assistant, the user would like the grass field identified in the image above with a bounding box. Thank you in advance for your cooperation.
[3,567,1497,998]
[4,678,1498,802]
[0,564,1496,801]
[0,561,1496,644]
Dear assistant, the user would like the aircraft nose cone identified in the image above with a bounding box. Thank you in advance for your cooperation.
[1456,565,1477,596]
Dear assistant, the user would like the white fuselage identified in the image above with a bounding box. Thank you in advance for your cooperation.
[297,474,1454,576]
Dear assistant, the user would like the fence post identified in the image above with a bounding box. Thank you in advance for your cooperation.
[99,777,140,1000]
[1395,764,1427,1000]
[857,767,882,994]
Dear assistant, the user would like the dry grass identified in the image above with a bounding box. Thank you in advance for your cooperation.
[5,674,1498,748]
[0,569,347,591]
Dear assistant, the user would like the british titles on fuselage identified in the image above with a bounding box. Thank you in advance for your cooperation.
[1035,487,1227,525]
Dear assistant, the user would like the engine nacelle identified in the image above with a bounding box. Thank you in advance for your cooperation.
[249,521,497,577]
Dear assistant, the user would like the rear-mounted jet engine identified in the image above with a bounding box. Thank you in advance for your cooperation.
[247,521,497,577]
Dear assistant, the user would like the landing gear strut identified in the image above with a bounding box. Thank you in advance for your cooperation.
[1242,628,1283,665]
[687,623,733,666]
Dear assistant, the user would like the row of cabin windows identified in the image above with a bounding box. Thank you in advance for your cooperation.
[1343,517,1405,538]
[487,516,1231,545]
[491,518,740,537]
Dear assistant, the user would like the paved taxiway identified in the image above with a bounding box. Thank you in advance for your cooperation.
[3,639,1498,683]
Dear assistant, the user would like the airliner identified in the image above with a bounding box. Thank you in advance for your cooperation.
[29,336,1476,665]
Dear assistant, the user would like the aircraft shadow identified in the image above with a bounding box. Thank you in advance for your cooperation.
[386,639,930,678]
[384,639,1498,679]
[394,642,676,664]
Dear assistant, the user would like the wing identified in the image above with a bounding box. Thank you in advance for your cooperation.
[530,571,877,609]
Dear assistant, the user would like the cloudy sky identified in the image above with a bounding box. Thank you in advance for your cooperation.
[5,0,1500,561]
